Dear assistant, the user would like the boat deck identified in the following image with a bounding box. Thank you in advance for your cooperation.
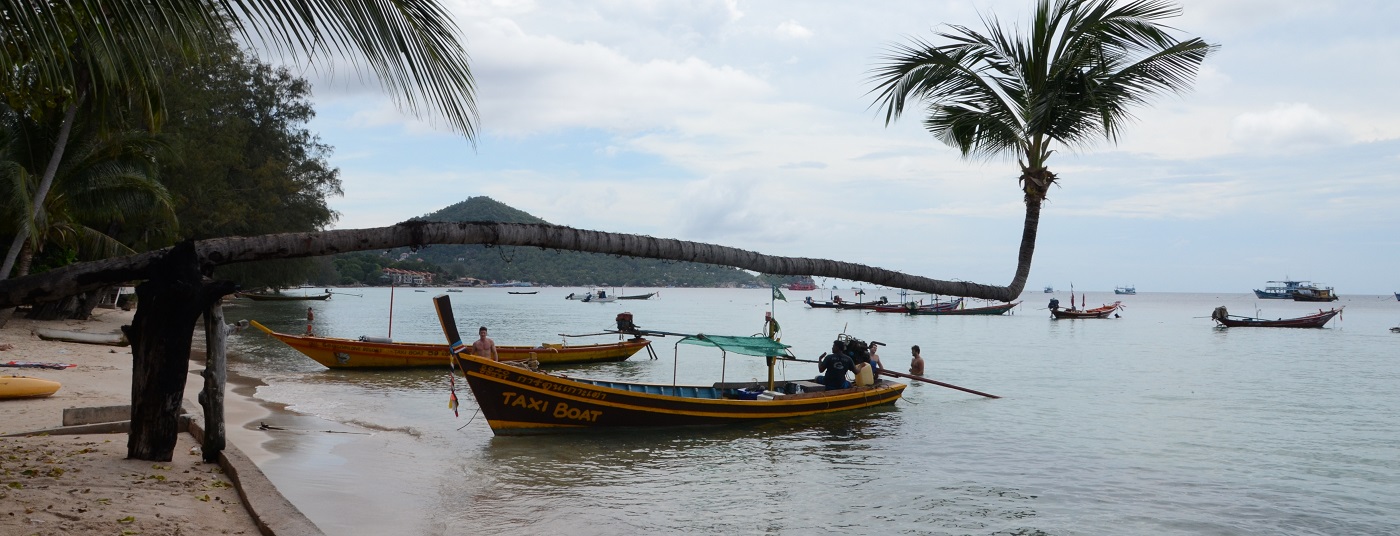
[575,380,726,399]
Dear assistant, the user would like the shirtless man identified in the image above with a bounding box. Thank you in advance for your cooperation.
[472,326,500,361]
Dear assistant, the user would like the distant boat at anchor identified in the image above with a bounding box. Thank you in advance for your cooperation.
[1114,285,1136,295]
[1253,279,1334,300]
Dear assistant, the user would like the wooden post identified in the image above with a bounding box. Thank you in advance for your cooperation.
[123,242,237,462]
[199,302,228,463]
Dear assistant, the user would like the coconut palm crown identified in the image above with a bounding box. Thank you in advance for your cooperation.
[869,0,1217,296]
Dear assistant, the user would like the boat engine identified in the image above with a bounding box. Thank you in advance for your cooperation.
[1211,306,1229,323]
[616,312,639,334]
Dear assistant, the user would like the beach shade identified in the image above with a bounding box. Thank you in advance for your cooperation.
[679,334,791,357]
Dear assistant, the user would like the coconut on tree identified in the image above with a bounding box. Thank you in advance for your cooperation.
[868,0,1218,300]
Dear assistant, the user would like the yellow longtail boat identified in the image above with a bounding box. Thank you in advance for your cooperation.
[249,320,651,369]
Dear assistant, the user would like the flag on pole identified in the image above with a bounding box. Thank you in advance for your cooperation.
[772,285,787,302]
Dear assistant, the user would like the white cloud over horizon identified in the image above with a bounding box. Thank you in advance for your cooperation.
[302,0,1400,293]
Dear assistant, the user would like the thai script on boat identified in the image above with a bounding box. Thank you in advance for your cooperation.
[511,374,609,400]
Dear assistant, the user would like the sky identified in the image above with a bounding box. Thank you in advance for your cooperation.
[289,0,1400,295]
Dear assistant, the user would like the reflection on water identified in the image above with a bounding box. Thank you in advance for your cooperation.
[223,289,1400,535]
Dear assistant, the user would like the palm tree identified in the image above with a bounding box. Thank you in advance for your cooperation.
[869,0,1216,300]
[0,0,478,280]
[0,105,176,294]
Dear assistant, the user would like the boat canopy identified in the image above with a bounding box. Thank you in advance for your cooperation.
[678,334,790,357]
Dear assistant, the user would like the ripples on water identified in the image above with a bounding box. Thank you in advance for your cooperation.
[225,289,1400,535]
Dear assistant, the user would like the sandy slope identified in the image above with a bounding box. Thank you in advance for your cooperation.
[0,308,263,535]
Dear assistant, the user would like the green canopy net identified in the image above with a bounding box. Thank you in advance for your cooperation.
[678,334,791,357]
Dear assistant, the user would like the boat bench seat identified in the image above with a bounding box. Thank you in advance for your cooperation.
[788,381,826,394]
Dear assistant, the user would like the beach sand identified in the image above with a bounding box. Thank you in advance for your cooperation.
[1,308,266,535]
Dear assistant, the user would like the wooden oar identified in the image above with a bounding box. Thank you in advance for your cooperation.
[876,368,1000,399]
[778,357,999,399]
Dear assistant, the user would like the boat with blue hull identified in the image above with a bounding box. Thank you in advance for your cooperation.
[1253,279,1317,299]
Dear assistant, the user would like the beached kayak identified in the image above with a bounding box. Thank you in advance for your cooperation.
[0,376,62,399]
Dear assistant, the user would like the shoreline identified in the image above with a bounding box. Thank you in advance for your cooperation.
[0,307,320,535]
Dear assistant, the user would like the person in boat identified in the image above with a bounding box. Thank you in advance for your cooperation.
[909,345,924,376]
[867,341,884,373]
[472,326,500,361]
[817,340,855,391]
[763,312,781,341]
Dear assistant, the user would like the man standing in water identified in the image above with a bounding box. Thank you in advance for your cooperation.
[472,326,500,361]
[909,345,924,376]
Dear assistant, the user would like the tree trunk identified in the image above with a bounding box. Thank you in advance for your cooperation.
[25,296,79,321]
[72,285,111,320]
[1009,196,1043,298]
[199,302,228,463]
[0,99,80,282]
[0,242,35,328]
[0,222,1027,307]
[123,242,236,461]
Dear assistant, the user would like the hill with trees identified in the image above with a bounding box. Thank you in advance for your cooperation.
[330,197,762,287]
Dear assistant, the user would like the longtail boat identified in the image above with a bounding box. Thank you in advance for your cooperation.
[872,298,961,313]
[1210,306,1341,328]
[1050,301,1123,319]
[248,320,651,368]
[240,292,332,301]
[803,296,890,310]
[910,301,1019,316]
[433,295,904,435]
[617,292,656,300]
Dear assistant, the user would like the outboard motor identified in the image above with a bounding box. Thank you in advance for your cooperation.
[616,312,638,333]
[1048,298,1060,310]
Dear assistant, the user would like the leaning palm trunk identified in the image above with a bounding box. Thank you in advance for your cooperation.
[0,222,1026,308]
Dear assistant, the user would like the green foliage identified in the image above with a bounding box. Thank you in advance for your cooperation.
[869,0,1217,172]
[152,36,341,289]
[0,103,176,276]
[156,36,340,241]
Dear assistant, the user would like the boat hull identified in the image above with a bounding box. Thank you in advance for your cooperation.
[250,321,650,368]
[241,293,332,301]
[910,302,1018,316]
[34,328,129,346]
[0,376,61,399]
[1292,294,1339,302]
[1051,302,1122,319]
[453,354,905,434]
[1213,308,1341,328]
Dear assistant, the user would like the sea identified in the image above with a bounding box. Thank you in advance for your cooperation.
[220,287,1400,535]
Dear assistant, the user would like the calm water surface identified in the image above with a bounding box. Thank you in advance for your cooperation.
[222,288,1400,535]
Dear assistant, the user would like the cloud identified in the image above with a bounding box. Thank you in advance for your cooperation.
[464,17,774,137]
[1228,103,1350,153]
[775,20,812,39]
